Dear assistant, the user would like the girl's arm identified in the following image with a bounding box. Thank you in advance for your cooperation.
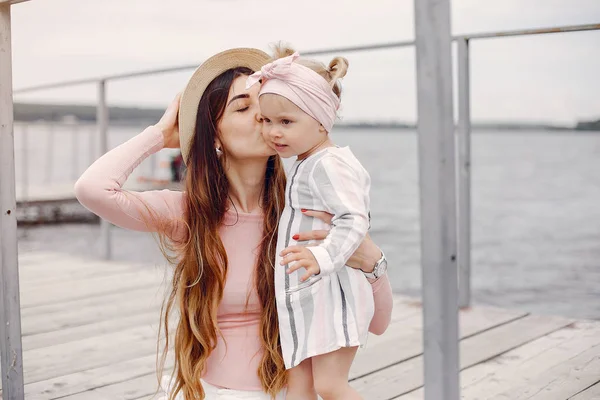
[306,153,371,276]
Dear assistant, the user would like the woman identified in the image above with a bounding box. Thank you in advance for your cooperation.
[74,47,393,400]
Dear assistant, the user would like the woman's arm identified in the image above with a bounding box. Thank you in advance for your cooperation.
[75,94,185,237]
[74,126,184,234]
[349,238,393,335]
[293,210,393,335]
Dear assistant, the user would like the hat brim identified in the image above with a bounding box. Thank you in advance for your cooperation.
[178,48,270,165]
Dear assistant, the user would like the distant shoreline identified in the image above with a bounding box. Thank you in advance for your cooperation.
[13,102,600,132]
[335,123,595,132]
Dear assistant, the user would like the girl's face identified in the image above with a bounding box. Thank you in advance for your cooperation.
[217,75,276,161]
[259,93,328,160]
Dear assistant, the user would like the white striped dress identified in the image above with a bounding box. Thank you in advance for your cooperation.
[275,146,375,369]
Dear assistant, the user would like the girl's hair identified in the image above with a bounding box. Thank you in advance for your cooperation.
[150,67,287,399]
[271,43,349,99]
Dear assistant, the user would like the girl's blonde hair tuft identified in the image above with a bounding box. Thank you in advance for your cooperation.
[270,42,348,99]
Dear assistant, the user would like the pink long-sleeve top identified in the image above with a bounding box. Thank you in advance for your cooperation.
[74,125,393,391]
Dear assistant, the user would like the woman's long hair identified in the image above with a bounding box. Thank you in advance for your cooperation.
[154,67,287,399]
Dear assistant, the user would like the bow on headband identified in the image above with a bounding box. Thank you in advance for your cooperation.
[246,52,340,132]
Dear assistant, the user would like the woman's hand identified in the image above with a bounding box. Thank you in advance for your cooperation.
[293,209,381,274]
[156,93,181,149]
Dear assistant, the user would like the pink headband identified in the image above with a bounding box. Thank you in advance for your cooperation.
[246,52,340,132]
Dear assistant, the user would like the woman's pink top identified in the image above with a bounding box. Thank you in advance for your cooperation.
[74,126,393,391]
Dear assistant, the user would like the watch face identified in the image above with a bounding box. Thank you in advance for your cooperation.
[376,257,388,276]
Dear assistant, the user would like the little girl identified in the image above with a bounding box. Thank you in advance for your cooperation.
[246,47,377,400]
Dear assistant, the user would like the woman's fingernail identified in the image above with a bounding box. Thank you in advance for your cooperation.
[292,234,299,240]
[301,209,307,212]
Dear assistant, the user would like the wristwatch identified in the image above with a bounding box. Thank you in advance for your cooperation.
[362,250,388,280]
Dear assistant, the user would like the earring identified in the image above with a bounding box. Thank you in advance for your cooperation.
[216,147,223,157]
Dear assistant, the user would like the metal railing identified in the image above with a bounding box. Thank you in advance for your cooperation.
[14,121,95,187]
[1,0,599,396]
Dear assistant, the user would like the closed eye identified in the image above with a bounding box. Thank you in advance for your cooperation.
[237,106,249,112]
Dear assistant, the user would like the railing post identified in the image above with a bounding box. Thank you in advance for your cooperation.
[0,4,25,399]
[457,37,472,309]
[97,80,112,260]
[45,121,55,183]
[72,122,79,181]
[88,123,95,167]
[19,123,28,237]
[414,0,460,399]
[21,123,28,204]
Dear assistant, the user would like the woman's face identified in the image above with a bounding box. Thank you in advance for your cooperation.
[217,75,276,161]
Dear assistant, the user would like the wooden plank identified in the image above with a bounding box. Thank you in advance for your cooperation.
[10,250,599,400]
[350,303,526,379]
[570,381,600,400]
[21,285,164,319]
[19,252,146,272]
[19,260,154,285]
[364,313,421,349]
[394,390,422,400]
[24,354,173,400]
[20,270,165,308]
[388,297,426,323]
[22,325,160,384]
[50,391,113,400]
[18,257,163,288]
[359,297,424,348]
[61,373,165,400]
[23,311,162,350]
[16,303,591,400]
[21,286,164,337]
[23,296,408,399]
[19,256,153,279]
[490,341,600,399]
[351,315,573,399]
[21,296,408,399]
[21,295,408,398]
[392,317,578,400]
[461,321,600,399]
[18,252,70,266]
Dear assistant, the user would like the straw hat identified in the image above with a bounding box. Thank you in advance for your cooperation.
[178,48,271,164]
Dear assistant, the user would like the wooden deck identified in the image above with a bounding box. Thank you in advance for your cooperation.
[1,251,599,399]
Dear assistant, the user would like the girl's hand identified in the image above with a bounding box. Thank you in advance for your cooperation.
[156,93,181,149]
[294,209,381,273]
[280,246,320,282]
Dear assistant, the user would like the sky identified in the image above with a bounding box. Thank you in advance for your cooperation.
[9,0,600,124]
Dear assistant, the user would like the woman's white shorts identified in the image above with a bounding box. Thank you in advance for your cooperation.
[159,376,286,400]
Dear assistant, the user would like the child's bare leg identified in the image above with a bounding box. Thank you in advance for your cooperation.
[285,358,317,400]
[312,346,362,400]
